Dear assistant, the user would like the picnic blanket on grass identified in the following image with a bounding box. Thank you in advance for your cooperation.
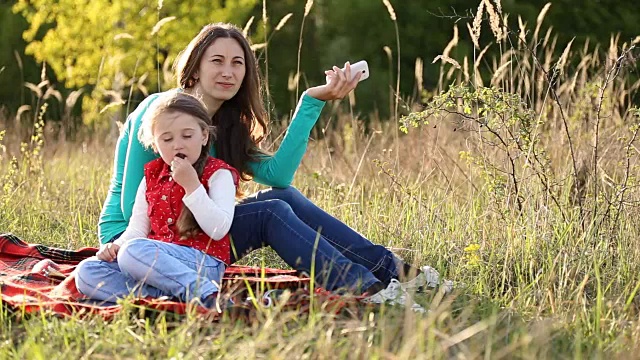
[0,233,363,320]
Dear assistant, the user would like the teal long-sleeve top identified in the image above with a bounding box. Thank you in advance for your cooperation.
[98,89,326,244]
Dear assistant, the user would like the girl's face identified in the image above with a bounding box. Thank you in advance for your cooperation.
[152,111,208,166]
[192,37,247,112]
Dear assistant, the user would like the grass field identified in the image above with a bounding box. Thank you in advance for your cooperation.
[1,112,640,358]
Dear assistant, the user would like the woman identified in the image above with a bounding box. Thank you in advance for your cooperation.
[98,23,450,302]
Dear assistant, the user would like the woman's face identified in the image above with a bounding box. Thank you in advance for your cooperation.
[192,37,247,112]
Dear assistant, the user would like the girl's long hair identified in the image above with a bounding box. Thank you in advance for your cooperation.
[174,23,269,183]
[140,92,215,239]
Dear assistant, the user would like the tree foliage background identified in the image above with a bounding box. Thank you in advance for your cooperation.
[0,0,638,131]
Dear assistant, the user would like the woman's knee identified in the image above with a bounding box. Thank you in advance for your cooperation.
[263,198,295,217]
[269,186,303,204]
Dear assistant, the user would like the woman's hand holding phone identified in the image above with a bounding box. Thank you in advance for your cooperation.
[325,60,369,83]
[306,61,369,101]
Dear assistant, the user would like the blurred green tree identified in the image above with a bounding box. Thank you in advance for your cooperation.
[3,0,639,131]
[12,0,258,125]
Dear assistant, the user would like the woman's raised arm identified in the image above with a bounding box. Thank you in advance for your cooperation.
[248,63,361,187]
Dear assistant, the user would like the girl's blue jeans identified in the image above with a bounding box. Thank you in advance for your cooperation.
[75,238,224,303]
[230,186,403,291]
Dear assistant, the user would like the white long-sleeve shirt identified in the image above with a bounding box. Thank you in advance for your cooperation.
[113,170,235,246]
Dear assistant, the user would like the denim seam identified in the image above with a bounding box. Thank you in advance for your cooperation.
[123,245,216,297]
[76,270,119,299]
[235,209,366,287]
[241,188,400,281]
[138,242,221,277]
[294,211,398,277]
[236,208,338,269]
[361,278,381,293]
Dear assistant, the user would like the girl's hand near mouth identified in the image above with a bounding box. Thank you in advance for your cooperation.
[171,156,200,195]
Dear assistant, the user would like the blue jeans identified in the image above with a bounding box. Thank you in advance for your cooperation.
[230,186,403,290]
[228,198,379,292]
[76,238,224,303]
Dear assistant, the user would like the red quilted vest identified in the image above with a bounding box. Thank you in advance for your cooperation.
[144,157,239,264]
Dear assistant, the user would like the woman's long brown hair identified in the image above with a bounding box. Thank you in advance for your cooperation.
[140,92,215,239]
[174,23,269,182]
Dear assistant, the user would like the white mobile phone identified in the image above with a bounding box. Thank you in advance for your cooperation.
[326,60,370,83]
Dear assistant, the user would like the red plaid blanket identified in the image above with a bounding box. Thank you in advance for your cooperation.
[0,233,360,319]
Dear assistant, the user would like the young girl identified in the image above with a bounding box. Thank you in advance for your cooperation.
[76,92,239,310]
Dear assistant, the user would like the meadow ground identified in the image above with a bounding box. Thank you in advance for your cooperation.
[1,110,640,359]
